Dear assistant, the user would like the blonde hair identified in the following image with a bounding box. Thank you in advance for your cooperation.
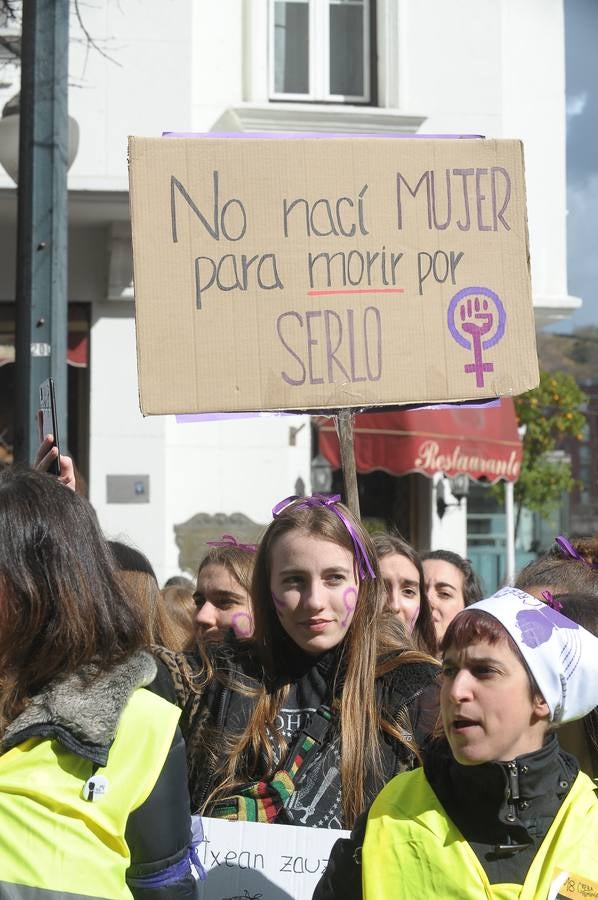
[197,545,255,596]
[206,499,437,826]
[159,584,196,652]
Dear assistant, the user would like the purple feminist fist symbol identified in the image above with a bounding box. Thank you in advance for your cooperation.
[447,287,506,389]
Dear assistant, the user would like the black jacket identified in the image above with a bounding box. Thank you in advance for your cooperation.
[313,733,580,899]
[0,651,200,899]
[157,640,440,828]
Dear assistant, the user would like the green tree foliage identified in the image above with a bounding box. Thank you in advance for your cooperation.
[497,371,587,529]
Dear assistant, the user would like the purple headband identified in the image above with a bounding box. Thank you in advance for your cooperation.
[555,535,598,570]
[206,534,258,552]
[271,493,376,581]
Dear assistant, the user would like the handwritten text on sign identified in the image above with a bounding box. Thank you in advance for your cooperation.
[196,816,350,900]
[170,166,512,391]
[172,167,511,306]
[129,137,537,414]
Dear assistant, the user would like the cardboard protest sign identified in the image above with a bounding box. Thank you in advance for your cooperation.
[128,136,538,415]
[196,816,349,900]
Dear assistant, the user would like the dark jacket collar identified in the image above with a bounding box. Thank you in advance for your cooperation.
[424,733,579,849]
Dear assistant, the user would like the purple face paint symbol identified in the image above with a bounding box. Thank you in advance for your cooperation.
[271,591,285,611]
[516,606,578,649]
[447,287,506,389]
[341,586,358,629]
[230,611,253,638]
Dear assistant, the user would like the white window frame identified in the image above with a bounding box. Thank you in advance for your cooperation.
[268,0,372,104]
[234,0,423,135]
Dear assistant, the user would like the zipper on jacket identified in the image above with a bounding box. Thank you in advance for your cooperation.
[493,761,530,856]
[505,760,519,822]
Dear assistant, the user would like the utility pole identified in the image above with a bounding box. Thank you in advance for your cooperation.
[14,0,69,464]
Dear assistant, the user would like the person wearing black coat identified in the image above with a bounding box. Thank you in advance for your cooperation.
[157,494,440,831]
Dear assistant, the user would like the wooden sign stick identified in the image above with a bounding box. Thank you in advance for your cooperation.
[336,409,360,519]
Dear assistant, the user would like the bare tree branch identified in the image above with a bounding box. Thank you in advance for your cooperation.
[72,0,122,67]
[0,0,122,68]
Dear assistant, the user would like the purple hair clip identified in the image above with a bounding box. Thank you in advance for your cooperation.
[541,590,563,613]
[206,534,257,552]
[555,535,598,570]
[272,493,376,581]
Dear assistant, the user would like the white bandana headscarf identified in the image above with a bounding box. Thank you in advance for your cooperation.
[466,587,598,724]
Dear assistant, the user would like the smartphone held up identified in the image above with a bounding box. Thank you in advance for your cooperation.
[38,378,61,477]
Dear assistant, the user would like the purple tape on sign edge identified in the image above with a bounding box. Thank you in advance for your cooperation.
[175,411,293,423]
[176,397,503,424]
[162,131,486,140]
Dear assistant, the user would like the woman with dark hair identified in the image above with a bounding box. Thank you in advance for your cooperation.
[157,495,440,829]
[316,587,598,898]
[515,534,598,601]
[0,468,200,898]
[422,548,483,644]
[371,533,437,657]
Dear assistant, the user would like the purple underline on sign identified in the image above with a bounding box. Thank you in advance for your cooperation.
[307,288,405,296]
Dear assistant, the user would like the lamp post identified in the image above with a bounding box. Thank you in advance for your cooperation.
[12,0,71,466]
[0,92,79,184]
[436,473,469,519]
[311,453,333,494]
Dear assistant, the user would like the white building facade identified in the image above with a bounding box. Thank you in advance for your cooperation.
[0,0,578,583]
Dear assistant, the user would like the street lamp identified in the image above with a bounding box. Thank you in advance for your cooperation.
[311,453,333,493]
[0,93,79,183]
[436,473,469,519]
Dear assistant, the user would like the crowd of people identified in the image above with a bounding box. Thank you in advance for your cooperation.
[0,438,597,898]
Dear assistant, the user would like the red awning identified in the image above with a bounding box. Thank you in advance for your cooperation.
[318,399,522,483]
[67,332,89,367]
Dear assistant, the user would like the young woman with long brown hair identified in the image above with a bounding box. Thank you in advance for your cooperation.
[371,532,438,657]
[157,494,440,830]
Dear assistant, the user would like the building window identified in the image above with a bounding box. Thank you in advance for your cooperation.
[270,0,374,103]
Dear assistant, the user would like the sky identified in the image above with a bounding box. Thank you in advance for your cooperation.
[561,0,598,332]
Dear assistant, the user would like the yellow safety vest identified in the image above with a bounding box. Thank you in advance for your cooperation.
[0,687,181,900]
[362,766,598,900]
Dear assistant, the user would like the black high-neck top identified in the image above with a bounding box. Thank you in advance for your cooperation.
[424,733,580,884]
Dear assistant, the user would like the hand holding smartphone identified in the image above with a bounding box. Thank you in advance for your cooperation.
[38,378,61,476]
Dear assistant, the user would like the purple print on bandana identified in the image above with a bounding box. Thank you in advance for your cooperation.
[516,606,578,649]
[447,287,506,389]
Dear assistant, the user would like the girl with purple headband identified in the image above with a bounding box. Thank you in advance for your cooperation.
[193,535,257,644]
[157,494,440,829]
